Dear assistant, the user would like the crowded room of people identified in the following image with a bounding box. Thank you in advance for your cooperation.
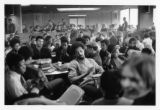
[4,4,156,105]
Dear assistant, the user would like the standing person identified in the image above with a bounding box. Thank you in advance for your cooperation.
[7,18,16,34]
[122,17,128,32]
[120,55,155,105]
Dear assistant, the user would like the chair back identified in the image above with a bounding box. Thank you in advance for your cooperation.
[57,85,84,105]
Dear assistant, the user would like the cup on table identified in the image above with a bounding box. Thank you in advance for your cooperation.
[58,61,62,67]
[33,64,39,69]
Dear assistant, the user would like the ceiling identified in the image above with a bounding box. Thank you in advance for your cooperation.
[21,5,138,13]
[5,5,138,15]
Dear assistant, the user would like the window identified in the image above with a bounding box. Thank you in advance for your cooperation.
[69,17,85,27]
[120,9,129,25]
[120,8,138,28]
[130,9,138,27]
[153,8,156,24]
[69,18,77,26]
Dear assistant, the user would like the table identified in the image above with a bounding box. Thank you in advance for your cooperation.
[30,59,69,81]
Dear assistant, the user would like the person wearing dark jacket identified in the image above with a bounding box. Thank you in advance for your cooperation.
[54,36,72,63]
[32,36,51,60]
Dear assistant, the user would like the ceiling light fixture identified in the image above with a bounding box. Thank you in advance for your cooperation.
[57,8,100,12]
[68,15,87,17]
[21,4,30,6]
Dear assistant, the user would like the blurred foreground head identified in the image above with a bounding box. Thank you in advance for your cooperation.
[120,55,155,99]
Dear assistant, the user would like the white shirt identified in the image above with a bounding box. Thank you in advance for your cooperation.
[5,71,28,101]
[142,38,152,48]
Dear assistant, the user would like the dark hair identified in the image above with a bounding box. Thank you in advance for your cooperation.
[10,38,20,48]
[36,36,43,41]
[149,31,155,37]
[122,55,155,89]
[108,44,116,53]
[45,36,52,42]
[83,35,90,40]
[30,36,36,40]
[8,18,12,21]
[76,37,86,45]
[6,53,24,69]
[100,70,123,99]
[71,42,85,56]
[101,39,110,46]
[129,37,136,44]
[60,36,69,43]
[18,46,33,61]
[142,48,152,55]
[144,33,150,38]
[95,37,103,42]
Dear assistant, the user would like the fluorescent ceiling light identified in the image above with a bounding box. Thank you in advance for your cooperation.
[68,15,87,17]
[57,8,100,11]
[21,4,30,6]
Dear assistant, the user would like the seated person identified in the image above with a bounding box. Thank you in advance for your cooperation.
[86,42,102,66]
[141,48,152,56]
[108,45,124,70]
[54,36,72,63]
[100,39,111,70]
[43,35,55,52]
[5,53,39,104]
[125,37,140,57]
[83,35,90,46]
[64,42,104,102]
[120,55,155,105]
[29,35,36,49]
[92,70,133,105]
[31,36,52,59]
[6,38,21,56]
[19,46,69,98]
[5,53,68,104]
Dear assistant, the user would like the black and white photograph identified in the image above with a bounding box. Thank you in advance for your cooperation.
[2,0,160,110]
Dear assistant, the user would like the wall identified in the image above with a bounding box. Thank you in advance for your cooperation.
[138,6,154,29]
[22,11,120,30]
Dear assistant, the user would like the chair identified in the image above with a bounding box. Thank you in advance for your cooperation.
[57,84,85,105]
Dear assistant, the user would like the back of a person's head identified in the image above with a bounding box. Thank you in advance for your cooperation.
[18,46,33,61]
[6,53,24,69]
[100,70,123,99]
[124,55,155,89]
[10,38,20,48]
[76,37,86,45]
[101,39,110,46]
[45,35,52,42]
[129,37,137,44]
[142,48,152,55]
[60,36,69,43]
[144,33,150,39]
[95,36,103,42]
[83,35,90,40]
